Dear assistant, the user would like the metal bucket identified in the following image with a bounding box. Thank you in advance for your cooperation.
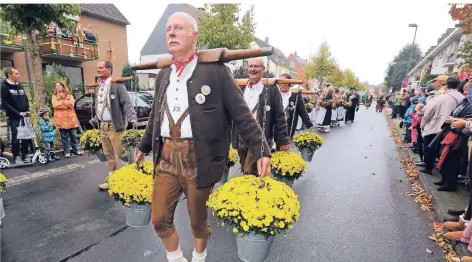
[0,197,5,220]
[220,167,229,184]
[300,147,314,162]
[236,232,275,262]
[124,202,151,228]
[95,150,107,162]
[274,176,294,187]
[127,148,135,163]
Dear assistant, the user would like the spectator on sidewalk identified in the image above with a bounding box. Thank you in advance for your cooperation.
[419,75,464,175]
[433,85,472,191]
[52,82,81,158]
[391,92,402,118]
[1,67,30,164]
[412,104,425,163]
[90,60,137,190]
[38,108,60,162]
[403,97,418,143]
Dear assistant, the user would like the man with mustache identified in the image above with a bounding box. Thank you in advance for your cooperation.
[277,73,313,137]
[232,57,289,174]
[134,12,271,262]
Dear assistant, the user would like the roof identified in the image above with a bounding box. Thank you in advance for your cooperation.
[295,55,306,67]
[255,38,296,72]
[79,4,130,26]
[140,4,203,56]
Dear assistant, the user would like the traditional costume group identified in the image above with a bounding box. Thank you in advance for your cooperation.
[311,86,361,132]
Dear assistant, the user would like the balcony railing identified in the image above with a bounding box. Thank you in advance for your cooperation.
[0,21,26,52]
[38,35,98,61]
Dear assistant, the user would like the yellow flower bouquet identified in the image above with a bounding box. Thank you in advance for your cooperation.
[79,129,101,154]
[271,151,306,179]
[304,102,313,113]
[107,160,154,206]
[0,173,7,194]
[341,100,352,108]
[228,147,238,168]
[207,175,300,238]
[121,129,145,150]
[293,131,324,153]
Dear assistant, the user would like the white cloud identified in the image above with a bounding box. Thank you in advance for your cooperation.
[114,0,456,84]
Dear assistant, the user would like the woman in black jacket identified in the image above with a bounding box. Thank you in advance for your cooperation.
[434,87,472,191]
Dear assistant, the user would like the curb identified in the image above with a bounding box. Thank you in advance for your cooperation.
[384,112,469,221]
[5,158,101,187]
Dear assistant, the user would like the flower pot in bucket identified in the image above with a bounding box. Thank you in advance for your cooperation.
[121,129,145,163]
[271,151,307,187]
[79,129,106,162]
[207,176,301,262]
[293,131,324,162]
[221,147,238,184]
[107,161,154,227]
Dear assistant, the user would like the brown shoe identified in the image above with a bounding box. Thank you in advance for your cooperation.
[444,231,464,241]
[444,219,466,231]
[98,183,109,190]
[462,256,472,262]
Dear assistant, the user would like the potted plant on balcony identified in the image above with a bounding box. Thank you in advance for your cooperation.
[293,131,324,162]
[107,161,154,227]
[207,175,300,262]
[121,129,145,163]
[79,129,106,162]
[271,151,307,187]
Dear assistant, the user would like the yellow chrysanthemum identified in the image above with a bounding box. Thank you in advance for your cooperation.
[121,129,146,149]
[79,129,101,153]
[207,175,300,238]
[293,131,324,152]
[0,173,7,193]
[107,161,154,206]
[228,147,238,165]
[271,151,306,179]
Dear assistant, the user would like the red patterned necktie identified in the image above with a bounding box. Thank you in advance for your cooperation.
[97,78,105,84]
[173,50,198,77]
[248,83,254,89]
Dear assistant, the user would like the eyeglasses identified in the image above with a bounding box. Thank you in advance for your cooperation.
[248,65,264,69]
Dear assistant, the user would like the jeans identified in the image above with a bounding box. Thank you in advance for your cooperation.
[42,141,54,156]
[59,128,78,154]
[404,123,412,143]
[8,118,28,160]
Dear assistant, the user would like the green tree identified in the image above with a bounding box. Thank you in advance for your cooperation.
[325,63,344,87]
[341,68,357,87]
[0,4,80,106]
[384,43,422,91]
[306,41,336,88]
[456,39,472,67]
[121,63,134,91]
[198,4,256,49]
[43,63,70,110]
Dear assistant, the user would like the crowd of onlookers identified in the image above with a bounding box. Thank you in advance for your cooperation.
[1,67,82,165]
[46,22,97,42]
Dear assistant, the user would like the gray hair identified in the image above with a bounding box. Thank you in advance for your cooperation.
[170,12,198,32]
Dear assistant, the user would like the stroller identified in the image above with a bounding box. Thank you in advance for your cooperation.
[0,113,48,168]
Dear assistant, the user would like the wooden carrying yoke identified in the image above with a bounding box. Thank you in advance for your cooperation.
[86,76,134,88]
[235,78,303,86]
[131,47,274,70]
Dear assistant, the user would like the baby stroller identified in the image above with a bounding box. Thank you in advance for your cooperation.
[0,113,48,168]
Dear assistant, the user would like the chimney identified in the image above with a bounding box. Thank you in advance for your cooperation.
[265,37,269,44]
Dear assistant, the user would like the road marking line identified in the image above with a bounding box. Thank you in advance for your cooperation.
[6,159,101,187]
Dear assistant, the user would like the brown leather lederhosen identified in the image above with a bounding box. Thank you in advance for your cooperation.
[151,95,213,239]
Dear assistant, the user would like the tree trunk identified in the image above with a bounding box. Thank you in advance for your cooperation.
[25,30,45,106]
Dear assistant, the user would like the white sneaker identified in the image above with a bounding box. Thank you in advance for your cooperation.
[65,153,71,158]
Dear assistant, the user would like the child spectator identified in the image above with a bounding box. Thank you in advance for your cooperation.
[38,108,60,162]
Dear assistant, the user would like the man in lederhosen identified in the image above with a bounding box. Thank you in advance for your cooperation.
[134,12,271,262]
[277,73,313,138]
[232,57,290,175]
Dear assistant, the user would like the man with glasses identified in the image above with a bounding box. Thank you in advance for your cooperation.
[232,57,289,175]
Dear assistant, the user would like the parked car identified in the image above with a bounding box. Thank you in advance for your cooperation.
[74,92,151,130]
[139,91,154,104]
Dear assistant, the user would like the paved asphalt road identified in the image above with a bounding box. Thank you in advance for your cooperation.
[1,106,444,262]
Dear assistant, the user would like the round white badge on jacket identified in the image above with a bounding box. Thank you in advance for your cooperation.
[266,105,271,111]
[201,85,211,95]
[196,93,206,104]
[111,94,115,99]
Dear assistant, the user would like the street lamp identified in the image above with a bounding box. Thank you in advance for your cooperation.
[406,23,418,75]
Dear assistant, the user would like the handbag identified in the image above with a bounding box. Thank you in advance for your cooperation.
[17,117,35,140]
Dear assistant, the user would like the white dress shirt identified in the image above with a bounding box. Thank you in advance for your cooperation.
[161,57,198,138]
[244,80,264,113]
[278,85,292,110]
[96,77,112,121]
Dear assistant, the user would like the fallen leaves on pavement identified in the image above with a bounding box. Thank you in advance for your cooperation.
[388,123,460,262]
